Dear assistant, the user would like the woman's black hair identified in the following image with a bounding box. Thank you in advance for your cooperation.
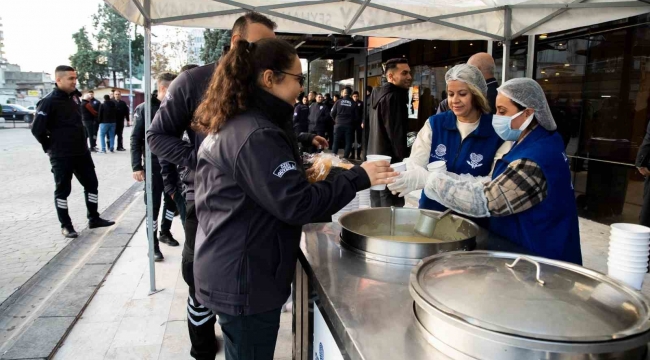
[511,99,526,111]
[195,38,298,134]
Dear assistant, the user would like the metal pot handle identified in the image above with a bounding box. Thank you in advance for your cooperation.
[506,256,545,285]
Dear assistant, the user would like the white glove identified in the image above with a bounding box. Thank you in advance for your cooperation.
[404,157,418,171]
[387,165,430,197]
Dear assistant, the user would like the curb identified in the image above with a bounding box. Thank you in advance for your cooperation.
[0,182,146,360]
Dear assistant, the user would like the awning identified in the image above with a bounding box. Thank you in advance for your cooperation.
[107,0,650,41]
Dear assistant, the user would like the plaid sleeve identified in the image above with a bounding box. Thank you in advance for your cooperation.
[484,159,547,217]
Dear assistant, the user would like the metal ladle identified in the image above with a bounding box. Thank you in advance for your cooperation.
[414,209,453,238]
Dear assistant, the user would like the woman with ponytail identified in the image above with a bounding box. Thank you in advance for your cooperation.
[193,38,396,359]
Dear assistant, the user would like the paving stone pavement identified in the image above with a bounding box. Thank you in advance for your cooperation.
[0,127,137,305]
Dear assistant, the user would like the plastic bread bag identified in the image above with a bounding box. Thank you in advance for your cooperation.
[303,153,354,183]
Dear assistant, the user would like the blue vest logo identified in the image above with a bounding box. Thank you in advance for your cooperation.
[467,153,484,169]
[434,144,447,160]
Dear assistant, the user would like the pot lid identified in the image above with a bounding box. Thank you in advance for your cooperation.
[410,251,650,342]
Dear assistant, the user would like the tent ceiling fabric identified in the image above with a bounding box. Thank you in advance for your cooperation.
[107,0,650,40]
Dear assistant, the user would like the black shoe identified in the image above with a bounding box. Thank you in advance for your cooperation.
[154,246,164,262]
[117,148,126,151]
[89,217,115,229]
[62,225,78,238]
[90,147,97,153]
[159,230,180,247]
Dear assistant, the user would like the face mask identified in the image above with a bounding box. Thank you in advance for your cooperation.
[492,110,534,141]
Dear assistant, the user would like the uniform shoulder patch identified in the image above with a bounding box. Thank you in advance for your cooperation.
[273,161,297,178]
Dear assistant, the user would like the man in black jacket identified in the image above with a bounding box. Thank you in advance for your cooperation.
[637,119,650,227]
[368,58,412,208]
[351,90,363,160]
[292,94,309,135]
[98,95,118,153]
[362,86,373,160]
[308,93,329,138]
[88,91,101,149]
[436,53,499,114]
[31,65,114,238]
[80,94,98,152]
[330,87,357,159]
[113,90,130,151]
[131,73,180,261]
[146,12,277,359]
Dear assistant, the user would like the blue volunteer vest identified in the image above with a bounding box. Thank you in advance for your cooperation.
[490,125,582,265]
[419,111,504,227]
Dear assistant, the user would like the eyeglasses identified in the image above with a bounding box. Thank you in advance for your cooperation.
[274,70,305,88]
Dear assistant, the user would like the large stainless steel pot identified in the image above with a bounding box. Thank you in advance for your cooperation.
[410,251,650,359]
[339,208,479,265]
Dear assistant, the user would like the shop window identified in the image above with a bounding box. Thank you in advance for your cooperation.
[537,26,650,224]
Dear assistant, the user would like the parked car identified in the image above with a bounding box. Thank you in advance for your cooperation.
[1,104,35,123]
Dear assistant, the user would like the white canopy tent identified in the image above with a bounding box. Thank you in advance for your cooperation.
[105,0,650,292]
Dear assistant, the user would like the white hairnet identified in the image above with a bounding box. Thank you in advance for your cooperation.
[445,64,488,96]
[497,78,557,131]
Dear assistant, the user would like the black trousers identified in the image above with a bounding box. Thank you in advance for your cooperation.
[641,177,650,227]
[370,188,405,208]
[217,308,282,360]
[50,153,100,227]
[353,123,363,158]
[115,120,125,149]
[83,121,96,149]
[143,168,177,241]
[332,125,354,159]
[182,201,219,359]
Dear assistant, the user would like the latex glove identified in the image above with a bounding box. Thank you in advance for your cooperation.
[387,165,429,197]
[424,170,490,218]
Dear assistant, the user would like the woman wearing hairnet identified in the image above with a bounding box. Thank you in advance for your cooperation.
[390,78,582,264]
[398,64,510,226]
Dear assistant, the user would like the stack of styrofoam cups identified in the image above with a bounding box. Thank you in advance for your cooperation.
[366,155,392,191]
[427,161,447,173]
[608,223,650,290]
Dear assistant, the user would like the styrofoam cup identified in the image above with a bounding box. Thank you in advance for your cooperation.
[608,266,646,290]
[392,162,407,174]
[608,255,649,267]
[427,161,447,172]
[610,231,650,241]
[610,235,650,246]
[611,223,650,236]
[610,242,650,254]
[608,259,648,272]
[365,155,392,190]
[608,246,650,259]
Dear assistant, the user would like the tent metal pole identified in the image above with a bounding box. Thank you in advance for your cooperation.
[353,1,504,40]
[526,35,536,78]
[487,40,493,55]
[213,0,345,33]
[502,6,512,82]
[143,0,158,295]
[306,60,310,93]
[511,2,648,8]
[345,0,371,34]
[131,0,150,21]
[154,0,341,24]
[363,36,369,161]
[511,0,588,38]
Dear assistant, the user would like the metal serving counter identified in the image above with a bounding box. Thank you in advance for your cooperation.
[293,222,531,360]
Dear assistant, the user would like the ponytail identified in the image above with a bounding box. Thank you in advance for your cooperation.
[194,38,298,134]
[194,40,256,134]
